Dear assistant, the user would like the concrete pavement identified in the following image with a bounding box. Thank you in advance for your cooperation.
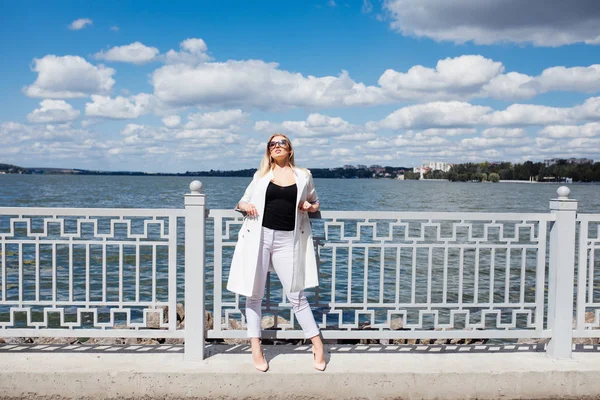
[1,344,600,399]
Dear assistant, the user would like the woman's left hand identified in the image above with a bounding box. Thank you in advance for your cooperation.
[299,201,318,213]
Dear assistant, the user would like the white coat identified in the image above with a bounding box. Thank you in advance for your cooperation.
[226,166,319,297]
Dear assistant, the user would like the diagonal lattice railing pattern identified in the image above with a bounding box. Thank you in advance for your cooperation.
[0,185,595,361]
[208,210,555,340]
[0,208,185,338]
[575,214,600,337]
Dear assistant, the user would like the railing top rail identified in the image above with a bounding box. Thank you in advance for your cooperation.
[0,207,185,217]
[576,213,600,222]
[208,209,556,221]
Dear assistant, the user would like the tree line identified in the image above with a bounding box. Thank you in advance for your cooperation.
[418,161,600,183]
[4,161,599,182]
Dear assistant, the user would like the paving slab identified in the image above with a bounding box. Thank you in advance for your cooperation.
[0,345,599,399]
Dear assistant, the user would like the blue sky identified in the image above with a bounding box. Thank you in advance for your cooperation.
[2,0,600,172]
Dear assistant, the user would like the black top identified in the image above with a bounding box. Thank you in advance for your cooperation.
[262,181,297,231]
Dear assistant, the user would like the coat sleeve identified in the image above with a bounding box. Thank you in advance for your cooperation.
[305,169,319,205]
[236,171,260,209]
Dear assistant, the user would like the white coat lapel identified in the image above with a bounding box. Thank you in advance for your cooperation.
[294,167,306,207]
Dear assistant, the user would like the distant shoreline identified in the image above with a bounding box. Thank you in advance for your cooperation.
[2,175,592,185]
[2,162,599,183]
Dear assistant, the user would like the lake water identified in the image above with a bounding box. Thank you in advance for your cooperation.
[1,175,599,330]
[1,174,599,213]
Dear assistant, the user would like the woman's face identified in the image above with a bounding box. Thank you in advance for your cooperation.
[268,135,291,161]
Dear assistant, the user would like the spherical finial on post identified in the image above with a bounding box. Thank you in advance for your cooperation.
[190,180,203,194]
[557,186,570,200]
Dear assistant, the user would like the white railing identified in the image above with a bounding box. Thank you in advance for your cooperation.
[0,207,185,339]
[575,213,600,338]
[0,183,598,361]
[209,210,554,341]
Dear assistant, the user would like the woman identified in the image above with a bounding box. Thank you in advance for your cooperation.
[227,134,326,372]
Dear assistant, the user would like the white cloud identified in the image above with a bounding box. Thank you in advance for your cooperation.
[570,97,600,120]
[481,128,526,138]
[408,128,476,137]
[95,42,159,64]
[294,138,329,147]
[180,38,208,54]
[394,133,449,147]
[361,0,373,13]
[373,97,600,137]
[147,42,600,109]
[539,122,600,139]
[379,55,504,100]
[80,119,98,128]
[68,18,92,30]
[165,38,211,65]
[110,26,119,32]
[254,113,361,137]
[566,137,600,149]
[1,122,32,140]
[378,101,492,130]
[109,124,244,160]
[484,104,571,126]
[85,94,153,119]
[481,72,537,100]
[383,0,600,46]
[331,148,352,156]
[118,123,240,146]
[482,65,600,100]
[162,115,181,128]
[27,100,80,124]
[460,137,529,149]
[20,138,106,162]
[337,132,378,141]
[380,59,600,103]
[536,65,600,93]
[306,113,356,133]
[185,109,248,129]
[120,124,168,143]
[24,55,115,98]
[152,60,384,109]
[1,121,88,142]
[366,138,391,149]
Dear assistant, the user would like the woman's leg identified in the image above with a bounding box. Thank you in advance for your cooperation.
[246,227,273,370]
[270,230,325,367]
[286,290,320,338]
[288,290,326,367]
[246,228,272,337]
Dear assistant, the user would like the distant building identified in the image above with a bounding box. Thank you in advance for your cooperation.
[343,164,354,169]
[544,158,593,167]
[413,161,453,179]
[369,165,385,174]
[425,161,452,172]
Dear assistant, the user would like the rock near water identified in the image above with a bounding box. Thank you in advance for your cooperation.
[1,309,598,346]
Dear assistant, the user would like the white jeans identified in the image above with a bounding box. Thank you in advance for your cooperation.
[245,227,320,339]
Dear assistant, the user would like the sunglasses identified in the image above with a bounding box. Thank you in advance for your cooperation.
[268,139,288,149]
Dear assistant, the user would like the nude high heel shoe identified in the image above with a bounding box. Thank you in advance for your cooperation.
[312,348,326,371]
[252,348,269,372]
[255,360,269,372]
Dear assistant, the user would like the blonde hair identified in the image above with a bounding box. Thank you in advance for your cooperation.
[257,133,296,177]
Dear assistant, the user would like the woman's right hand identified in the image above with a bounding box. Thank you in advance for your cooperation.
[239,202,259,217]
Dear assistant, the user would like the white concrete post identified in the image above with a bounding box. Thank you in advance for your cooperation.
[184,180,206,362]
[546,186,577,360]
